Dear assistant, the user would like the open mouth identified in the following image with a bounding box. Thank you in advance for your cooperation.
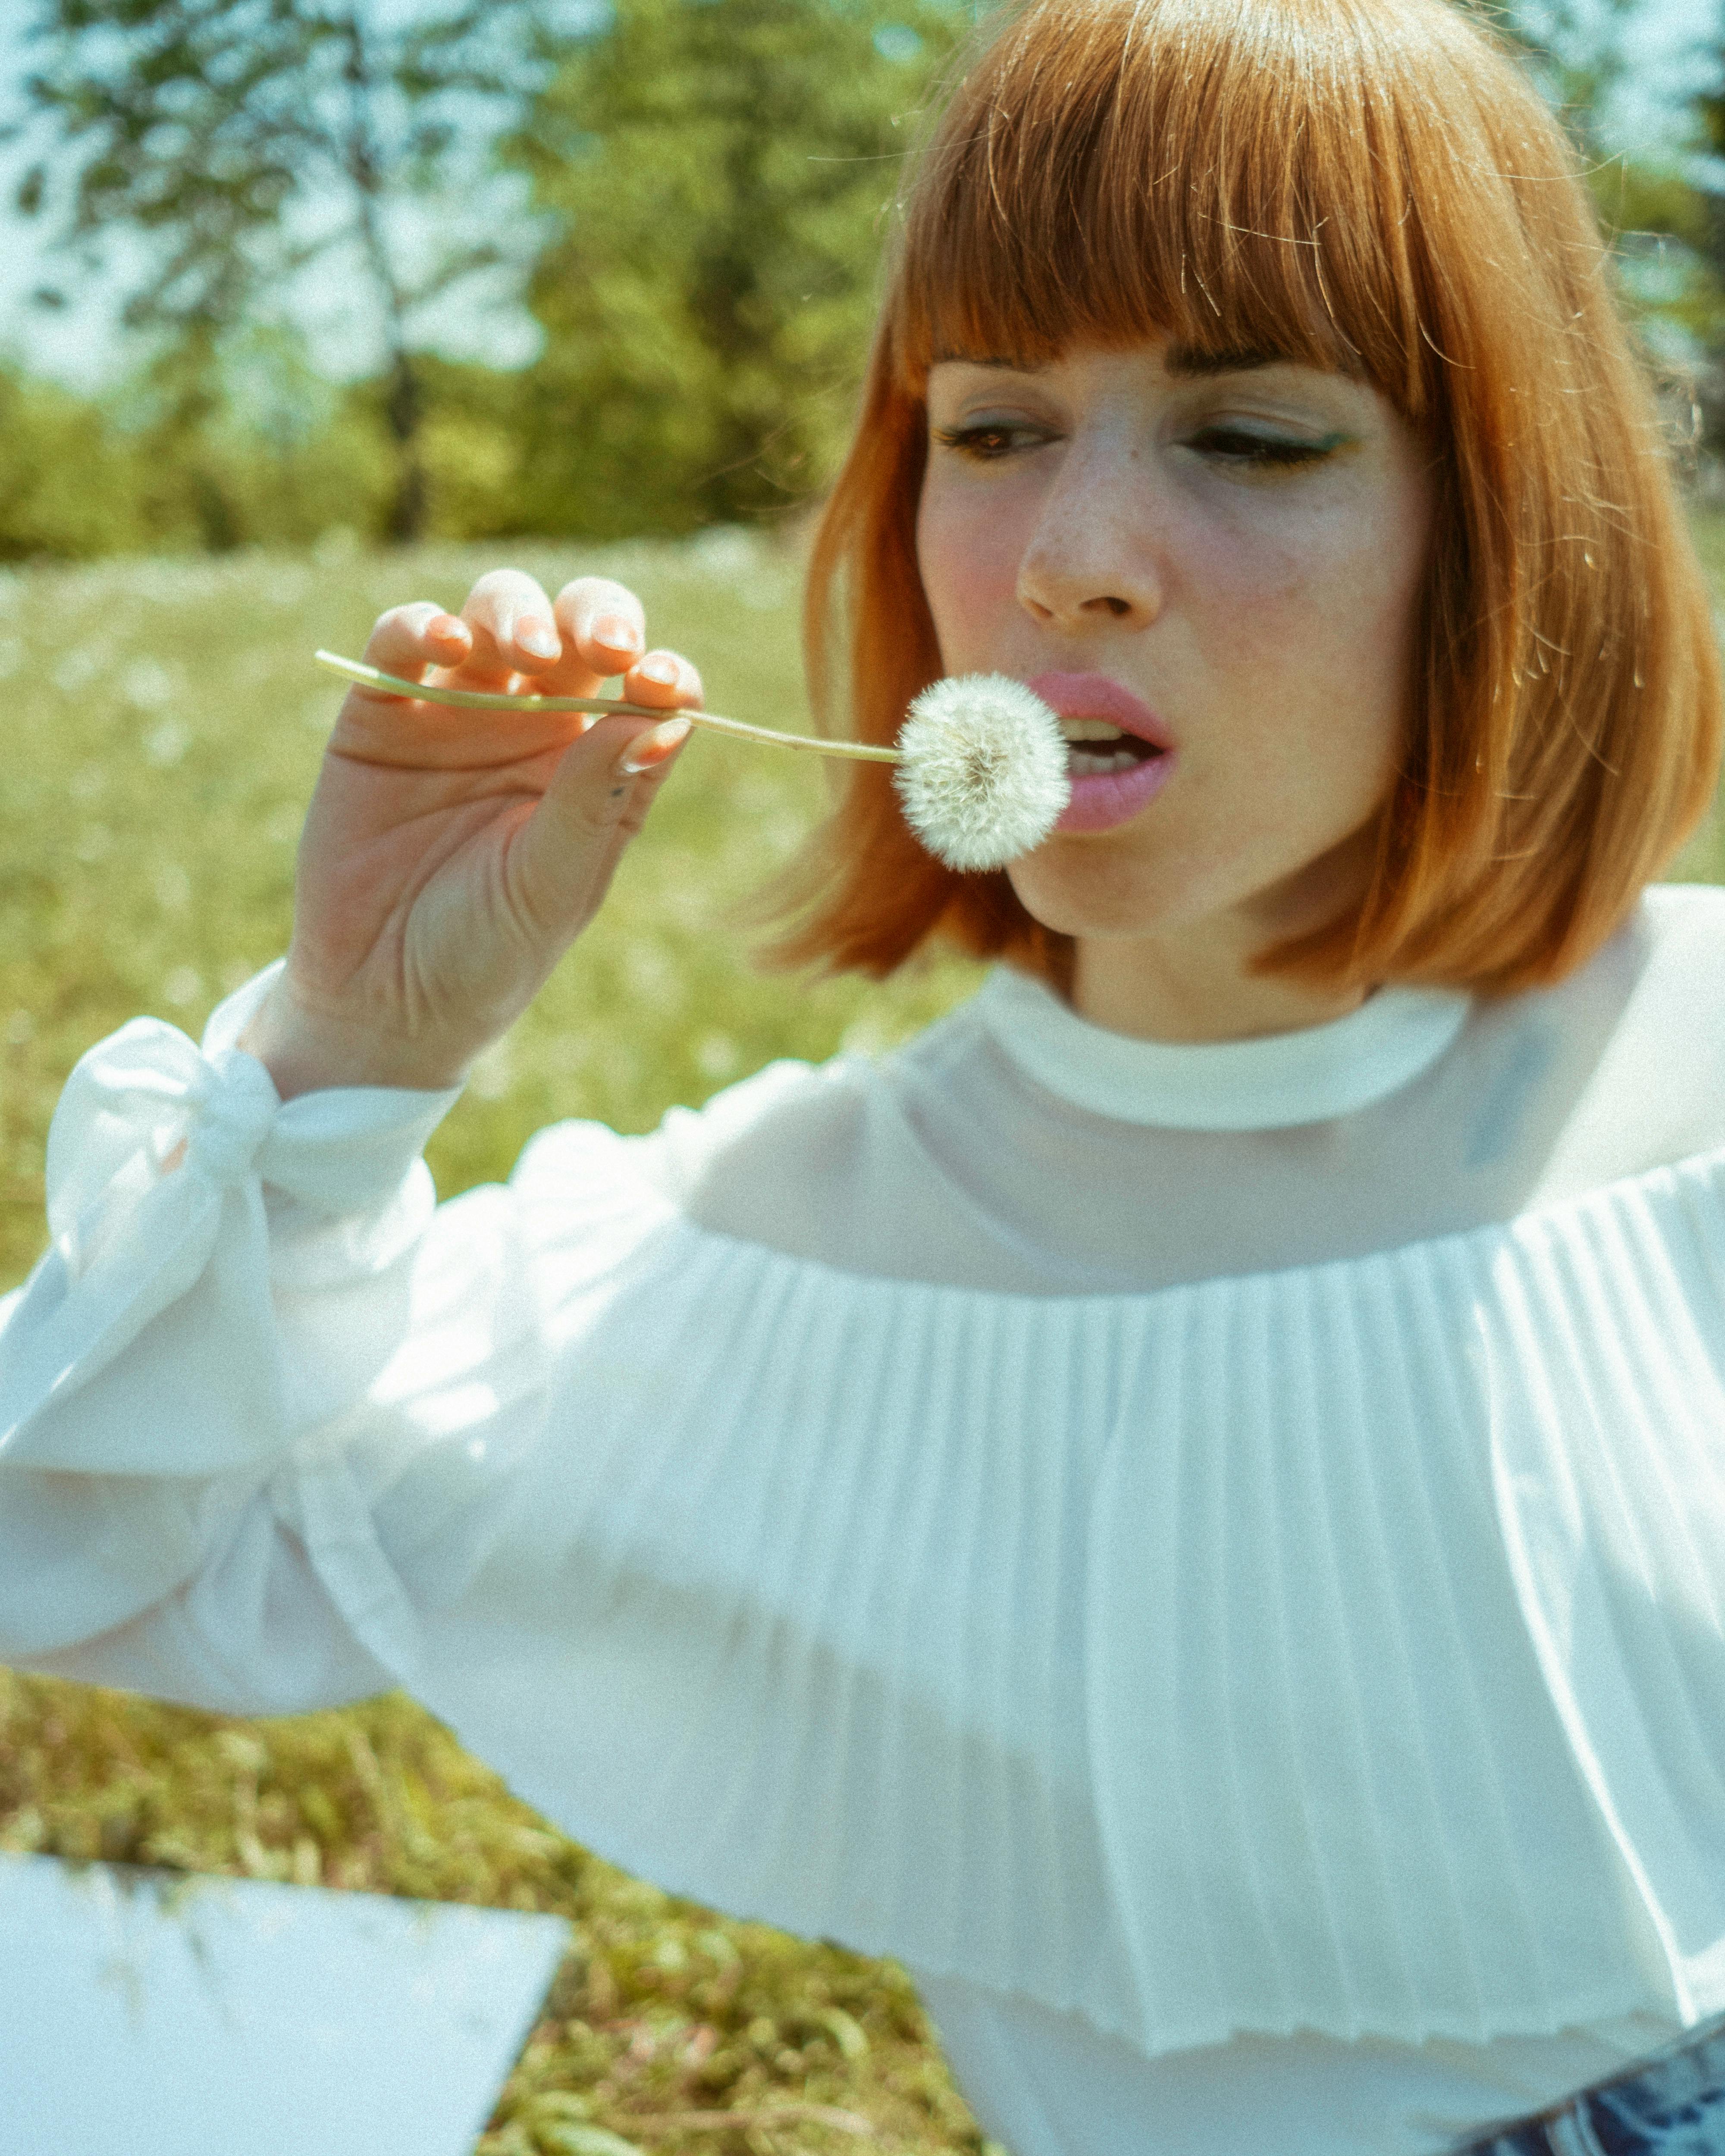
[1058,718,1168,779]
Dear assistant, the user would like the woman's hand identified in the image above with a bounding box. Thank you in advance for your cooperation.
[239,568,700,1099]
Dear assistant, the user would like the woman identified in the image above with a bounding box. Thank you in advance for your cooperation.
[4,0,1725,2149]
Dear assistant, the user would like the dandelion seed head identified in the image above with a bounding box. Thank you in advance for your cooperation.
[893,674,1070,871]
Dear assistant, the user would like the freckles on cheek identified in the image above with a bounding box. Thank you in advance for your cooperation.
[1213,535,1383,691]
[1199,559,1316,687]
[918,500,1021,655]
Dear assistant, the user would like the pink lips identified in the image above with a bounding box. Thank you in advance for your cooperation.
[1029,671,1178,834]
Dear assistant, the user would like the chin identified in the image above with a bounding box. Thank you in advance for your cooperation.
[1005,846,1198,941]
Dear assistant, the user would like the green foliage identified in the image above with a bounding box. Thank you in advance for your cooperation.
[505,0,969,536]
[1587,157,1725,399]
[16,0,1725,551]
[8,0,982,549]
[123,327,399,553]
[350,353,540,544]
[1492,2,1725,441]
[12,0,545,539]
[0,336,398,560]
[1485,0,1640,155]
[0,367,151,560]
[1613,37,1725,419]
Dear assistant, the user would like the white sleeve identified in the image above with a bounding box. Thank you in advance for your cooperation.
[0,962,463,1714]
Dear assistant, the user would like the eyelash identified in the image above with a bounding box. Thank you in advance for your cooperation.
[930,421,1338,470]
[1189,426,1334,469]
[930,422,1046,461]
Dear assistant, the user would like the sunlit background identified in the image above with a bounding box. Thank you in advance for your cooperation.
[0,5,1722,2153]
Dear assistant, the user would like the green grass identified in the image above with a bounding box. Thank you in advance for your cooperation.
[6,512,1725,2153]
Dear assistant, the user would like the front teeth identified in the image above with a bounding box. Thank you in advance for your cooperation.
[1057,718,1153,778]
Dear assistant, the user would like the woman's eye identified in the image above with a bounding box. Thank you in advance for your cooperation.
[931,420,1051,461]
[1186,426,1341,470]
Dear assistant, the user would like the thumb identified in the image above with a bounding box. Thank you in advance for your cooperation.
[508,711,692,931]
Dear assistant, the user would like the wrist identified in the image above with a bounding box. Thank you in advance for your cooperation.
[237,978,474,1101]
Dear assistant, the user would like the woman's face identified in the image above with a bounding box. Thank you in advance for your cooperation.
[916,341,1434,969]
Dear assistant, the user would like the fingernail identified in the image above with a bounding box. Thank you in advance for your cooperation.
[619,717,692,776]
[593,612,640,653]
[428,613,467,643]
[515,616,559,660]
[637,655,678,686]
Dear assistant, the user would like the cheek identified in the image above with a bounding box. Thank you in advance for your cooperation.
[916,485,1026,659]
[1196,502,1424,743]
[1311,464,1432,679]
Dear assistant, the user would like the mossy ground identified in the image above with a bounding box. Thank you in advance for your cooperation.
[0,1681,984,2154]
[5,515,1725,2153]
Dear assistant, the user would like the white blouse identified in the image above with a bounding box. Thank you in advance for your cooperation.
[6,883,1725,2155]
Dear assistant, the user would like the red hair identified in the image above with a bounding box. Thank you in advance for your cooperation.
[768,0,1722,996]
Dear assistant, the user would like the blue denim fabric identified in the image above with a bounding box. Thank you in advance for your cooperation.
[1450,2016,1725,2154]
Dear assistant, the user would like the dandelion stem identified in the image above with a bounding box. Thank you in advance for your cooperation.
[313,650,903,764]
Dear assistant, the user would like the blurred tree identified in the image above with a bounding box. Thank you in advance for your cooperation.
[1489,0,1637,154]
[1468,0,1718,442]
[114,325,395,553]
[9,0,552,542]
[0,367,149,560]
[0,339,398,563]
[506,0,970,537]
[1632,17,1725,428]
[352,355,536,542]
[1525,0,1725,445]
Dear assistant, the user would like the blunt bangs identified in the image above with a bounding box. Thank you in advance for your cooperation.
[890,0,1493,423]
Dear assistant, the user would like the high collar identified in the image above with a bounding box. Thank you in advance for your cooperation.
[977,966,1471,1131]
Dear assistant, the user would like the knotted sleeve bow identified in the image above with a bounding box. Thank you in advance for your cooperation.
[0,962,460,1655]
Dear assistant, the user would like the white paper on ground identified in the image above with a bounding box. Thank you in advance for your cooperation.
[0,1850,571,2156]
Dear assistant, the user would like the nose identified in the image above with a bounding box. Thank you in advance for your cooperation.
[1015,442,1164,633]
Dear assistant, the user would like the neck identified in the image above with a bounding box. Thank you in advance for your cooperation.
[1065,819,1386,1044]
[1071,925,1368,1045]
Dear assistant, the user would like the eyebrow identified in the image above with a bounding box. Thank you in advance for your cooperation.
[1163,344,1289,377]
[930,350,1037,370]
[930,344,1301,378]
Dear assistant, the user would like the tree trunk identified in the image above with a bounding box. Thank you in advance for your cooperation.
[383,348,428,545]
[342,4,429,545]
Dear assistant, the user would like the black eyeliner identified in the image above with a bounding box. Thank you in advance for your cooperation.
[1194,426,1358,466]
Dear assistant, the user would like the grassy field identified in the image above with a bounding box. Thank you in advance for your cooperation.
[5,516,1725,2154]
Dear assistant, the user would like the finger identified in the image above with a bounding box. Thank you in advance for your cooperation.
[550,577,648,687]
[618,714,694,780]
[361,602,473,687]
[458,567,561,682]
[619,648,704,712]
[505,711,691,935]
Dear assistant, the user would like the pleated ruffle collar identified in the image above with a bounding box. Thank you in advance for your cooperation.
[978,965,1471,1131]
